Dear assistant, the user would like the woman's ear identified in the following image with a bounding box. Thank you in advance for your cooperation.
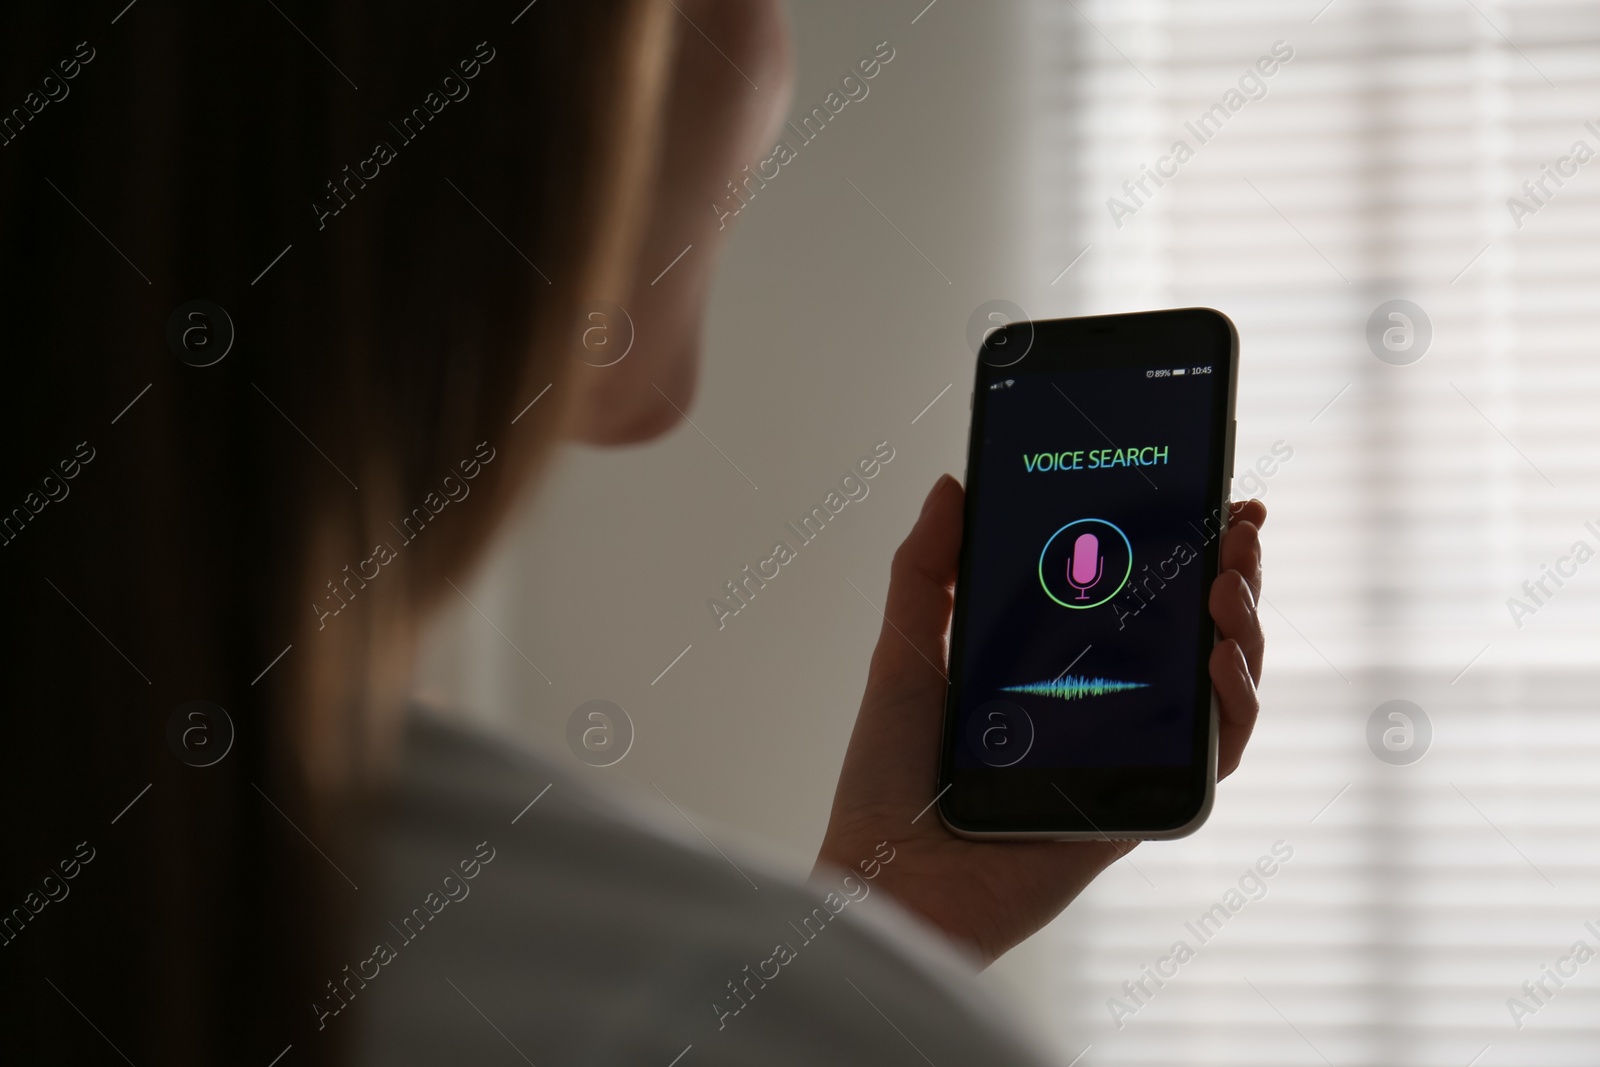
[565,0,794,446]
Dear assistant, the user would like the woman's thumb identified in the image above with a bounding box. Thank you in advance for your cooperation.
[865,474,964,695]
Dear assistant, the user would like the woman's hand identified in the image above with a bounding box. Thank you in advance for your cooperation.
[812,475,1266,966]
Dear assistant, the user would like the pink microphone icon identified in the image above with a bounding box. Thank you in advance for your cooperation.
[1066,532,1104,600]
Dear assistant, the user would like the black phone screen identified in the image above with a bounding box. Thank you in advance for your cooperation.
[940,309,1236,835]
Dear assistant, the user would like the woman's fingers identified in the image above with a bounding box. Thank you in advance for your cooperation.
[1211,638,1258,779]
[864,474,963,702]
[1229,497,1268,530]
[1211,499,1265,778]
[1210,567,1263,684]
[1221,505,1264,605]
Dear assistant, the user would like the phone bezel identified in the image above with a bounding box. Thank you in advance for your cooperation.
[937,307,1240,841]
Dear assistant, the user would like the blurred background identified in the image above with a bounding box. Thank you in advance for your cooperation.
[418,1,1600,1063]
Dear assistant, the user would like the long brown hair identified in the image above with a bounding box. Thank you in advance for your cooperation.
[0,1,671,1061]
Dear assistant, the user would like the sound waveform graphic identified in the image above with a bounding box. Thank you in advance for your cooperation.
[1001,674,1149,702]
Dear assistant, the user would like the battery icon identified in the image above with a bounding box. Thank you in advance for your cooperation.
[1173,368,1187,376]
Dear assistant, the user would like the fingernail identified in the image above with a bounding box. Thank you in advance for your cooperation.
[922,474,954,514]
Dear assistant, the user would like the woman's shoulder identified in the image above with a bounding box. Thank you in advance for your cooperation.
[352,705,1055,1067]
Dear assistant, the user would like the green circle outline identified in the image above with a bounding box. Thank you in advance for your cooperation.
[1038,519,1132,609]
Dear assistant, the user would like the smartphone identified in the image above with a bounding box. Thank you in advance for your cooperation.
[937,308,1239,840]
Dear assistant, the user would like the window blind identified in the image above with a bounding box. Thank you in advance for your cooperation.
[1009,1,1600,1063]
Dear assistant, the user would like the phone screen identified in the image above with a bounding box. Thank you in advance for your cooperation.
[940,309,1236,835]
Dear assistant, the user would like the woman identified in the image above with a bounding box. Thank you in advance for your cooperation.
[0,1,1265,1062]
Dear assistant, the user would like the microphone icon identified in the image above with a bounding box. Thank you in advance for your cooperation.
[1039,519,1130,609]
[1066,532,1104,600]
